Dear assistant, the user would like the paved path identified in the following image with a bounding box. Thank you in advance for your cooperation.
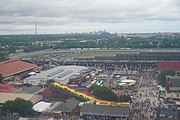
[130,72,158,120]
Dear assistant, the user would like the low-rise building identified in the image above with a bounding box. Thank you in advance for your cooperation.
[24,65,87,85]
[0,60,37,81]
[166,76,180,92]
[33,98,80,118]
[0,84,16,92]
[160,105,180,119]
[80,104,129,119]
[0,93,43,105]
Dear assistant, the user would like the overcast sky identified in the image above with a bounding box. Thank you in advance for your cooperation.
[0,0,180,34]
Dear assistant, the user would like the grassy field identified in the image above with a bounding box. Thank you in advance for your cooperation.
[64,51,139,58]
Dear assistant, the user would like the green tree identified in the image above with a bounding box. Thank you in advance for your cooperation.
[90,84,118,101]
[0,52,7,62]
[8,46,16,53]
[118,94,132,102]
[0,74,3,83]
[3,98,37,117]
[158,69,175,87]
[3,100,14,116]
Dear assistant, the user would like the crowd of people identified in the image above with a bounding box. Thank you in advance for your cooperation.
[129,72,159,120]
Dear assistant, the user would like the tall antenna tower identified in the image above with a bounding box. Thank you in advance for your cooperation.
[35,20,38,34]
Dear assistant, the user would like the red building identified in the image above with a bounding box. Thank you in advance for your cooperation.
[0,84,16,92]
[68,75,87,84]
[157,61,180,71]
[0,60,37,81]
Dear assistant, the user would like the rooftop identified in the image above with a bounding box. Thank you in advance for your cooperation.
[0,60,37,77]
[80,104,129,117]
[0,92,42,104]
[0,84,16,92]
[24,65,87,85]
[167,76,180,80]
[18,86,42,94]
[33,101,52,112]
[160,107,180,118]
[0,116,20,120]
[49,98,80,112]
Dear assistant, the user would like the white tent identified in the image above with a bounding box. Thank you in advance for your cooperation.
[29,72,36,75]
[33,101,52,112]
[116,75,120,78]
[119,83,126,86]
[121,79,136,83]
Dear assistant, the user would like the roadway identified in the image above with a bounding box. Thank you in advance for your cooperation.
[9,48,180,59]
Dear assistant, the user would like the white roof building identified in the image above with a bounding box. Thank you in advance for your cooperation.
[24,65,87,85]
[33,101,52,112]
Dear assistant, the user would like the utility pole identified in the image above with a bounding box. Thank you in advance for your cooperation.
[35,20,38,34]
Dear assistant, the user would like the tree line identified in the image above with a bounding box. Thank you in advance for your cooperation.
[0,33,180,56]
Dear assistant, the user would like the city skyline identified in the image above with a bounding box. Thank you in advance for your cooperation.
[0,0,180,34]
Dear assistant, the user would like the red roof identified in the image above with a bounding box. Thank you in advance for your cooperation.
[0,84,16,92]
[0,60,37,76]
